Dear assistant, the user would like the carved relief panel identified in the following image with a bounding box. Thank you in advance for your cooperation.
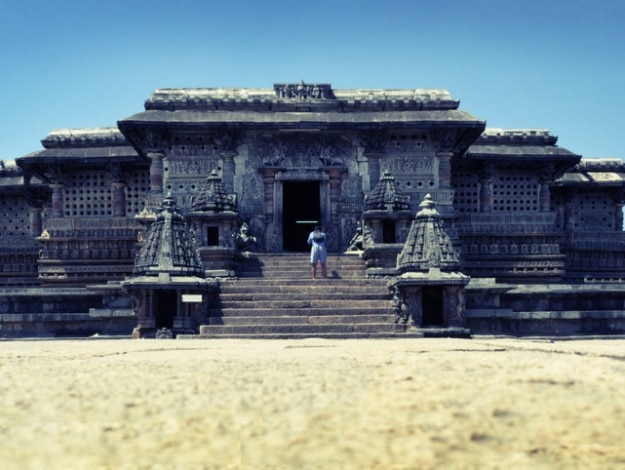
[252,134,354,168]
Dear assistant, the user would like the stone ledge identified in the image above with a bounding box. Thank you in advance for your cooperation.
[466,309,515,318]
[513,310,625,320]
[88,309,134,318]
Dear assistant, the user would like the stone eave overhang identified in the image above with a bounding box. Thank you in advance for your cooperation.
[465,144,581,162]
[552,172,625,187]
[16,147,146,180]
[122,275,217,290]
[552,159,625,187]
[119,109,485,131]
[388,269,470,287]
[17,146,142,163]
[0,174,27,189]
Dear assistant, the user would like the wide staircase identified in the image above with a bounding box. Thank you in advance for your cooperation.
[198,253,404,339]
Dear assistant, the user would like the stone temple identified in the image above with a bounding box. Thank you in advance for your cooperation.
[2,81,625,338]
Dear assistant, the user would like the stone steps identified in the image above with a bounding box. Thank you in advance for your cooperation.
[236,253,367,279]
[199,322,402,335]
[219,279,387,289]
[199,254,399,339]
[218,292,389,301]
[210,307,393,317]
[207,314,396,325]
[213,299,391,309]
[195,332,407,340]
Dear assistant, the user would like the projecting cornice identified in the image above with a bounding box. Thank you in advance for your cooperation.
[41,128,129,149]
[143,83,460,112]
[465,128,580,162]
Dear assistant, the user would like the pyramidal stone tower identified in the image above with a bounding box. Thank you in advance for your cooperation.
[397,193,461,273]
[123,193,216,337]
[389,194,470,335]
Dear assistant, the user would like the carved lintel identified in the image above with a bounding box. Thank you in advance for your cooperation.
[127,127,168,154]
[361,132,387,155]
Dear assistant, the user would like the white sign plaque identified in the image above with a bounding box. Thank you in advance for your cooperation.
[182,294,203,303]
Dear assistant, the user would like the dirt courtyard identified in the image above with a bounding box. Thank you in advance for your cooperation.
[1,337,624,469]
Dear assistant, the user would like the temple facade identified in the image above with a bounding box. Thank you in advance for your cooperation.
[1,82,625,337]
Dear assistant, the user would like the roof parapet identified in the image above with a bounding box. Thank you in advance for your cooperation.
[575,158,625,172]
[42,128,128,149]
[144,84,459,111]
[477,128,557,145]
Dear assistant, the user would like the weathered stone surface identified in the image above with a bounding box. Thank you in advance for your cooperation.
[2,82,625,337]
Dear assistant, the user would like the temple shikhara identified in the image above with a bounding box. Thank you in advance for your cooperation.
[2,82,625,338]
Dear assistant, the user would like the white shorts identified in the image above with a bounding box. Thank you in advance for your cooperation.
[310,244,327,264]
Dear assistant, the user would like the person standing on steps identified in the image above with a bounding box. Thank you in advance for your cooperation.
[307,225,327,280]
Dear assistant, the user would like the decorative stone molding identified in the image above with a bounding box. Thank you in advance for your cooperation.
[274,81,335,100]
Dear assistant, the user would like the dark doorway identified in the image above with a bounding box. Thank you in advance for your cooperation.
[155,290,177,329]
[206,226,219,246]
[283,181,320,251]
[422,288,444,326]
[382,220,396,243]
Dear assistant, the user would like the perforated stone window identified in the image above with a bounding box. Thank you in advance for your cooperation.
[452,174,479,213]
[64,171,112,217]
[395,178,435,192]
[0,197,30,236]
[574,192,614,230]
[492,174,539,212]
[126,168,151,216]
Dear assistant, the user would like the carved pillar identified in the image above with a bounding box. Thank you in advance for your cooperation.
[367,153,381,189]
[112,182,127,217]
[479,164,494,213]
[50,184,65,217]
[539,180,551,212]
[362,133,386,189]
[406,286,422,327]
[220,151,237,194]
[328,168,344,224]
[369,219,382,243]
[29,207,43,237]
[148,152,165,192]
[539,163,556,212]
[260,168,277,222]
[616,203,624,231]
[397,218,411,243]
[437,152,453,189]
[444,286,466,327]
[137,291,155,329]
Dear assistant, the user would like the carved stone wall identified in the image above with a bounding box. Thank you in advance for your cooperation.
[63,170,112,217]
[125,167,151,216]
[162,143,220,212]
[0,196,32,237]
[252,134,354,168]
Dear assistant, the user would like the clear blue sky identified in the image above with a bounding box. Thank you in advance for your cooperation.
[1,0,623,160]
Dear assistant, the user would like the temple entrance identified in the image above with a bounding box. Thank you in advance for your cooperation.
[283,181,320,252]
[422,287,444,326]
[155,290,177,328]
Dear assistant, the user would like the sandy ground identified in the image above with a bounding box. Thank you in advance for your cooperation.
[1,337,624,470]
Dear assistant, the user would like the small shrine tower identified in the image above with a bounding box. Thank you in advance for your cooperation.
[123,193,217,337]
[186,169,243,276]
[362,170,414,271]
[389,194,470,336]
